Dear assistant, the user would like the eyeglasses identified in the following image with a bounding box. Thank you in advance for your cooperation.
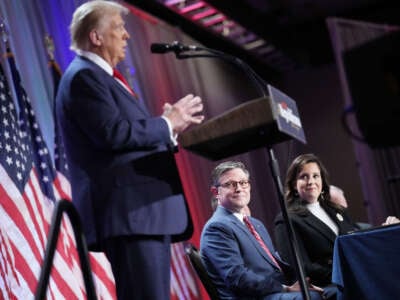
[217,180,250,189]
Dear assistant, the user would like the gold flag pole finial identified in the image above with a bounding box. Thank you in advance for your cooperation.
[44,34,55,60]
[0,14,10,49]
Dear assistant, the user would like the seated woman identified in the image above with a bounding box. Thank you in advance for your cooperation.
[274,153,358,287]
[274,153,399,287]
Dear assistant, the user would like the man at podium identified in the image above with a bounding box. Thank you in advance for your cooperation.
[56,1,204,299]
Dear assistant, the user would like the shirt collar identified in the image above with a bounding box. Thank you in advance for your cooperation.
[218,206,246,223]
[306,201,321,209]
[233,212,246,223]
[76,49,113,76]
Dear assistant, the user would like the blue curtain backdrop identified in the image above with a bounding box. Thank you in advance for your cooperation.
[0,0,83,157]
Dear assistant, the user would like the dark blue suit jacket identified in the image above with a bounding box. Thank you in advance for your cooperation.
[200,206,290,299]
[56,56,192,249]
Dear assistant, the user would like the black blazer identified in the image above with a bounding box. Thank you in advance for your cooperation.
[274,204,357,286]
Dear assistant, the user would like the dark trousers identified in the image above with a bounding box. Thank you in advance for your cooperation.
[263,285,337,300]
[264,290,323,300]
[104,235,171,300]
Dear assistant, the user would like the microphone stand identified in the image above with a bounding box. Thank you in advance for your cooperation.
[174,47,267,97]
[172,46,311,300]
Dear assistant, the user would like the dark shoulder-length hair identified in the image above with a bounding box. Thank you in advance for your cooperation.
[284,153,342,213]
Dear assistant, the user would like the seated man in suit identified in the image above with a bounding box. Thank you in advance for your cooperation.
[330,185,399,228]
[200,161,336,300]
[329,185,348,208]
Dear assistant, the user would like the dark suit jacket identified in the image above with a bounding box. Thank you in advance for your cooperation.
[274,204,357,286]
[56,56,192,249]
[200,206,293,300]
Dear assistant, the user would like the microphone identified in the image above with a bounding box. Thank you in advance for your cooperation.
[150,41,199,54]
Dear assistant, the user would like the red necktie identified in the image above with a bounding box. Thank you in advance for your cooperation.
[113,68,136,97]
[243,216,281,270]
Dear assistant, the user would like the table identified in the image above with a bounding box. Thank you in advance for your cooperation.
[332,224,400,300]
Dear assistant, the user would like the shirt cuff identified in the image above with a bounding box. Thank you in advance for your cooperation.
[161,116,178,146]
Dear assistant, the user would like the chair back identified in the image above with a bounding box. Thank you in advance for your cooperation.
[185,243,220,300]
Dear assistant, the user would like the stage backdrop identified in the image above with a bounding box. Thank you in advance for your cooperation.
[5,1,396,299]
[0,0,294,299]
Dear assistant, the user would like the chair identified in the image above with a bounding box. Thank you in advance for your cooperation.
[356,222,373,230]
[184,243,221,300]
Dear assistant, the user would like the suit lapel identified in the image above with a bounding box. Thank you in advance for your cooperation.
[230,215,279,269]
[77,56,151,118]
[324,206,352,234]
[111,76,138,100]
[302,212,337,243]
[109,75,151,117]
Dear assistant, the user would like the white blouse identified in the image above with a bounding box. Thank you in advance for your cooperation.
[306,202,339,235]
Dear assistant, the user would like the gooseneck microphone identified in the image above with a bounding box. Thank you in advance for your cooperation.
[149,40,311,300]
[150,40,268,97]
[150,41,200,54]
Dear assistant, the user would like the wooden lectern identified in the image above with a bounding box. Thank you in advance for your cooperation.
[179,90,312,300]
[178,96,294,160]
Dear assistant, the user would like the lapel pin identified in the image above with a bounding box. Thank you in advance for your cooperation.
[336,213,344,222]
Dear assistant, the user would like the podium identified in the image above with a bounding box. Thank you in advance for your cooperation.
[179,85,312,300]
[179,86,306,160]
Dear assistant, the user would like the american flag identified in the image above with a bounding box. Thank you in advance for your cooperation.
[0,46,115,298]
[170,242,200,300]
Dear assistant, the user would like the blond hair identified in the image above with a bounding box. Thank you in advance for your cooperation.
[70,0,128,51]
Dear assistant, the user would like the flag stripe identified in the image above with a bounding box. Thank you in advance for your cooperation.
[170,243,200,300]
[27,170,87,299]
[170,268,184,300]
[171,245,187,299]
[0,183,44,267]
[31,185,86,299]
[53,172,71,201]
[175,244,198,296]
[24,173,78,299]
[52,174,117,298]
[52,171,117,298]
[0,230,32,299]
[90,254,116,299]
[0,167,85,299]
